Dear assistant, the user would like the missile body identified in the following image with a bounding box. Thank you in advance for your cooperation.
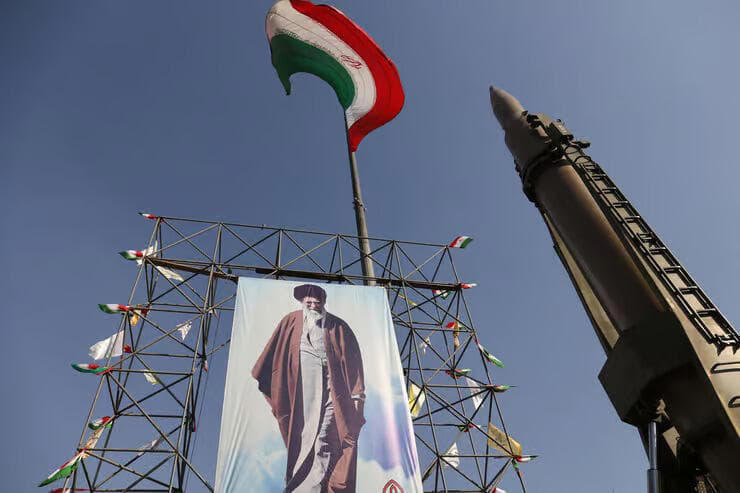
[491,87,740,491]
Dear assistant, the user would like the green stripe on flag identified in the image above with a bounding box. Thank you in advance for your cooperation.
[270,34,355,110]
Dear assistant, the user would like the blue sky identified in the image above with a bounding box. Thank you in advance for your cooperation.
[3,1,740,491]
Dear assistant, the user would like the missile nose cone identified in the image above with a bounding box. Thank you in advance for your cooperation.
[489,86,525,129]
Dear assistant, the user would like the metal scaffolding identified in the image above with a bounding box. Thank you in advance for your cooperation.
[56,216,527,492]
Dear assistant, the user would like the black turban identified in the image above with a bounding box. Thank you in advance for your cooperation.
[293,284,327,302]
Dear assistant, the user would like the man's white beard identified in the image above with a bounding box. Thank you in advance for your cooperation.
[303,307,325,326]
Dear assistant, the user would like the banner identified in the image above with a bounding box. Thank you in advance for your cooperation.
[215,278,423,493]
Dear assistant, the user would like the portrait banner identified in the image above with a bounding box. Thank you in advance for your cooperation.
[215,278,423,493]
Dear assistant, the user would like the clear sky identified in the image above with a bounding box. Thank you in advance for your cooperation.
[3,1,740,492]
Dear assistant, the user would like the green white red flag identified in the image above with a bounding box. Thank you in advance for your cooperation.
[98,304,130,314]
[449,236,473,248]
[266,0,404,151]
[491,384,514,393]
[432,289,450,299]
[138,212,158,220]
[38,452,84,486]
[71,363,110,375]
[88,416,113,430]
[476,340,504,368]
[444,368,471,379]
[460,283,477,289]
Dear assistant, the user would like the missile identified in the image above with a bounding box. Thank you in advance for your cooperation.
[491,87,740,492]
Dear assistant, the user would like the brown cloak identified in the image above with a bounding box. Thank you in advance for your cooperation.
[252,310,365,492]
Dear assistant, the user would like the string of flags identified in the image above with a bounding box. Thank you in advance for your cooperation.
[433,281,477,300]
[43,211,203,489]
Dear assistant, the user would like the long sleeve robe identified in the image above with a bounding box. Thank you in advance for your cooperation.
[252,310,365,492]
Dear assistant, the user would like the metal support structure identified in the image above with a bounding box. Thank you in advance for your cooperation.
[647,420,661,493]
[50,217,530,492]
[344,116,375,285]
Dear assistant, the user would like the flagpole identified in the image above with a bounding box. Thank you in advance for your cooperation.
[344,116,376,285]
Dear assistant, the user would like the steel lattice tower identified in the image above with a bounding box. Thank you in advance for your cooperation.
[54,216,529,492]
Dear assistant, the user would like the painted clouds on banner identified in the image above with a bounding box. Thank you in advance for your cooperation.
[215,278,422,493]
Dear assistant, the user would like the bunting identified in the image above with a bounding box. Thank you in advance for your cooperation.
[466,377,484,410]
[89,330,127,360]
[143,371,162,386]
[486,422,523,456]
[155,265,184,282]
[176,321,192,341]
[441,442,459,469]
[408,382,425,418]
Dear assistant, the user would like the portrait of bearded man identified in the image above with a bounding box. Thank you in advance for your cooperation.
[252,283,366,493]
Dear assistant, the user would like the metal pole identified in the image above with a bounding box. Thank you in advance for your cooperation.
[344,118,375,284]
[647,420,661,493]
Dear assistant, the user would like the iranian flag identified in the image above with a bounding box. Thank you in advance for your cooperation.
[432,289,450,299]
[444,368,471,379]
[138,212,158,220]
[98,304,130,314]
[490,384,514,393]
[38,452,84,486]
[88,416,113,430]
[71,363,110,375]
[477,340,505,368]
[266,0,404,151]
[449,236,473,249]
[460,283,477,289]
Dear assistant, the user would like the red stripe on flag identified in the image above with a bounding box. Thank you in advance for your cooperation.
[290,0,404,151]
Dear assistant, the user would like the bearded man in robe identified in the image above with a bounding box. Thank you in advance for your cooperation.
[252,284,366,493]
